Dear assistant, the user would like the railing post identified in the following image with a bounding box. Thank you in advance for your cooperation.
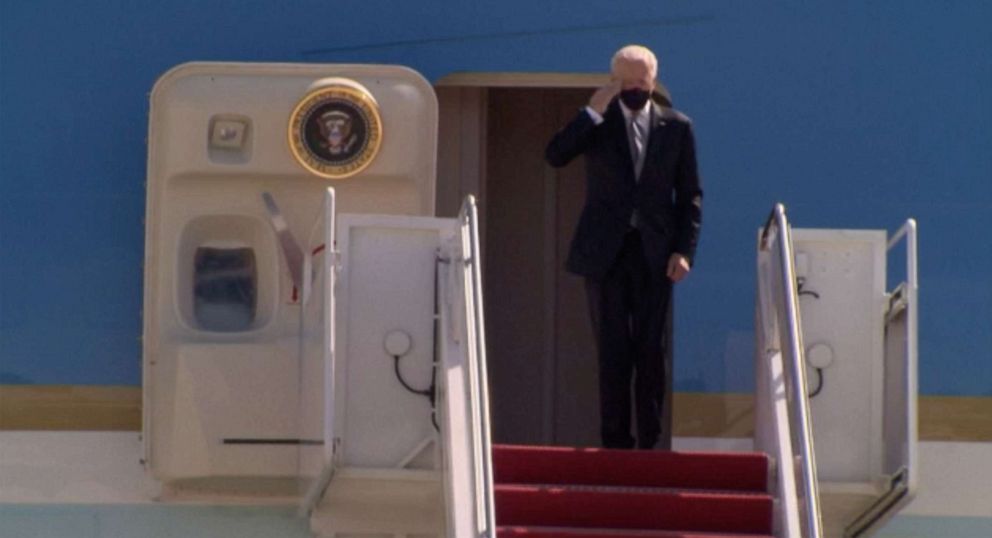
[757,203,823,538]
[298,187,337,518]
[460,195,496,538]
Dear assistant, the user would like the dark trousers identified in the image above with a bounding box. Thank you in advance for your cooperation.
[585,231,672,450]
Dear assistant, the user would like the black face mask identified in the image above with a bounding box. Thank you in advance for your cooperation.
[619,88,651,110]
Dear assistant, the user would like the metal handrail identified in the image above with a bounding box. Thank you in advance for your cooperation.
[887,219,918,290]
[844,218,918,538]
[299,187,337,517]
[760,203,824,538]
[886,219,918,492]
[889,218,918,495]
[461,194,496,537]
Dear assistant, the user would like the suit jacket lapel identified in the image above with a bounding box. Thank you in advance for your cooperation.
[645,102,665,154]
[643,102,673,174]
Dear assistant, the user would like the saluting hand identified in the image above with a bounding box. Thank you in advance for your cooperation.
[588,79,621,115]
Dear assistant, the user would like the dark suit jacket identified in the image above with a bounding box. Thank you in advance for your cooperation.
[545,98,703,281]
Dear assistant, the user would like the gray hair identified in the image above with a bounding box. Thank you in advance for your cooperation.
[611,45,658,78]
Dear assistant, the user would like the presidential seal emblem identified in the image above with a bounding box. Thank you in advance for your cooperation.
[288,83,383,179]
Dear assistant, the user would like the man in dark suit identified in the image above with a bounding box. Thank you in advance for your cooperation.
[545,45,702,450]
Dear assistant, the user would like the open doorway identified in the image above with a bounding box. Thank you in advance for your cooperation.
[436,75,673,447]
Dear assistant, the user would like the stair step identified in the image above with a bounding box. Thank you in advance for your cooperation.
[501,482,771,497]
[493,444,769,492]
[498,527,775,538]
[495,484,773,535]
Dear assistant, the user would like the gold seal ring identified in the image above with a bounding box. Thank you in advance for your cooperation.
[288,83,383,179]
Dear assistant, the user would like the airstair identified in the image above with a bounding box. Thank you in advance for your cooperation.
[140,63,918,538]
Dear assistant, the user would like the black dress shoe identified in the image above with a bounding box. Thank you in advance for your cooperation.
[637,439,657,450]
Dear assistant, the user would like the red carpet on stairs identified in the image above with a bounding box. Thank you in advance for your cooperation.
[493,444,775,538]
[499,528,773,538]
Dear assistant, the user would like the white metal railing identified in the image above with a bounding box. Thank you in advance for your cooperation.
[886,218,918,492]
[843,219,918,538]
[757,203,823,538]
[459,195,496,538]
[299,187,338,517]
[437,194,496,538]
[294,192,494,534]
